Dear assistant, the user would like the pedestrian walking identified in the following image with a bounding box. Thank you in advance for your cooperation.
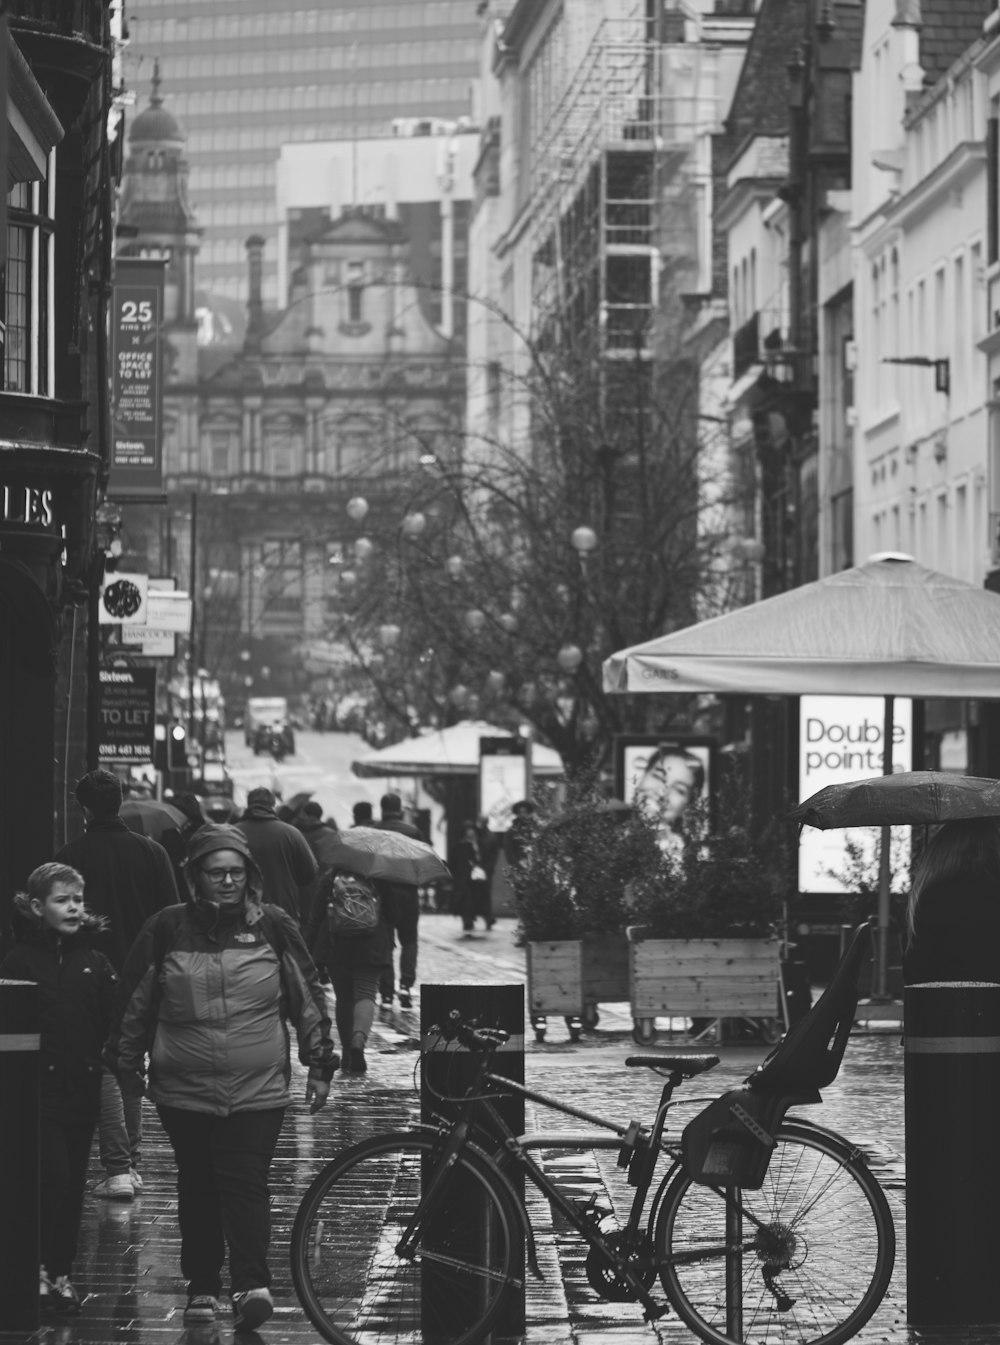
[450,820,494,933]
[106,824,337,1331]
[0,864,118,1315]
[295,801,341,934]
[904,817,1000,984]
[352,800,373,827]
[236,786,318,925]
[54,769,179,1201]
[305,868,396,1075]
[376,791,420,1008]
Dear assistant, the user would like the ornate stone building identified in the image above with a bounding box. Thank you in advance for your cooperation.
[116,80,463,703]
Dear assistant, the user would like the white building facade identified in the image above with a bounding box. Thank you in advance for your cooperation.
[851,1,990,582]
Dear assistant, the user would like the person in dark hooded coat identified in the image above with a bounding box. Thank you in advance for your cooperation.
[0,863,117,1315]
[235,787,317,924]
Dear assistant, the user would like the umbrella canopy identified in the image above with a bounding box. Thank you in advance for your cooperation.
[352,720,564,778]
[603,554,1000,698]
[120,797,187,841]
[324,827,450,885]
[789,771,1000,830]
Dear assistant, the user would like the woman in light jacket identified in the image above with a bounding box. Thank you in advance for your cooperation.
[108,824,337,1332]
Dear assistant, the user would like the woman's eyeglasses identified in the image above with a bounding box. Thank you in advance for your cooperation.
[201,867,247,884]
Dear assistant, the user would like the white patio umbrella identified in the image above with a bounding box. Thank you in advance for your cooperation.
[351,720,565,778]
[603,553,1000,995]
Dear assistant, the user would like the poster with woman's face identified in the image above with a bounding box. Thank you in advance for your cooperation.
[616,736,713,855]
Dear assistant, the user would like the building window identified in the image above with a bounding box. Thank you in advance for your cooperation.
[3,174,53,395]
[346,261,364,322]
[209,431,232,474]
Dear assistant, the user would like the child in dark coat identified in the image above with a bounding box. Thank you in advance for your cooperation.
[0,862,117,1314]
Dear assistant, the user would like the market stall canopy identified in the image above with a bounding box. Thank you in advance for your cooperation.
[351,720,564,779]
[603,554,1000,699]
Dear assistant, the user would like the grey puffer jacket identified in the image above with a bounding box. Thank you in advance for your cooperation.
[107,894,336,1115]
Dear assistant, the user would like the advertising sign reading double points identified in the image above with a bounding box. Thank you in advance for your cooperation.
[98,667,157,765]
[798,695,912,893]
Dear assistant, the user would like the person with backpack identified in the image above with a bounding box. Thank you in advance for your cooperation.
[106,824,337,1332]
[305,866,396,1076]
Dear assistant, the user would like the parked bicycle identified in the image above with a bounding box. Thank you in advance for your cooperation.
[291,921,894,1345]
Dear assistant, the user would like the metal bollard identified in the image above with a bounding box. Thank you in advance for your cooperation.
[421,983,525,1343]
[0,979,40,1331]
[905,981,1000,1327]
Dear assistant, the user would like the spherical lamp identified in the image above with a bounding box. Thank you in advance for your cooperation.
[401,512,426,538]
[346,496,369,522]
[571,525,598,555]
[464,608,486,634]
[485,669,506,693]
[340,569,358,589]
[446,554,464,579]
[354,536,373,561]
[449,683,469,709]
[379,622,401,649]
[557,643,584,673]
[499,612,518,634]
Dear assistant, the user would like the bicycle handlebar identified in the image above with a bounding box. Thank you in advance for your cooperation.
[430,1009,509,1053]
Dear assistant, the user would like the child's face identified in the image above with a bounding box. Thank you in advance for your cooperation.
[32,882,85,935]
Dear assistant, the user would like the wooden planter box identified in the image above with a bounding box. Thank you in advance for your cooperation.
[628,930,781,1044]
[526,934,630,1041]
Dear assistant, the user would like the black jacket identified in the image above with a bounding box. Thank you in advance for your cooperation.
[54,818,180,971]
[236,803,318,923]
[0,921,117,1123]
[904,872,1000,985]
[305,873,395,972]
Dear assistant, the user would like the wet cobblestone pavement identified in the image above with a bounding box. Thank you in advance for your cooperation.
[2,914,995,1344]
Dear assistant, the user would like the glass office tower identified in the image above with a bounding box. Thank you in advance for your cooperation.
[124,1,479,303]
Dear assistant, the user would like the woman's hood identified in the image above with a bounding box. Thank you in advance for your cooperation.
[181,822,265,920]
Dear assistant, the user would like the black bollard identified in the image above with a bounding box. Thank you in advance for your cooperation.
[0,979,40,1331]
[905,981,1000,1327]
[421,983,525,1343]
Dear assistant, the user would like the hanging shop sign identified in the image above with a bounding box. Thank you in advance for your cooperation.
[108,258,166,501]
[479,737,531,833]
[98,666,157,765]
[98,572,149,625]
[798,694,913,894]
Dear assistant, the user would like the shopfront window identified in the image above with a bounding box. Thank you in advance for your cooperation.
[2,172,53,395]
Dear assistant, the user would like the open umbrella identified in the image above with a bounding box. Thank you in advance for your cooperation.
[325,827,450,885]
[120,797,187,842]
[789,771,1000,830]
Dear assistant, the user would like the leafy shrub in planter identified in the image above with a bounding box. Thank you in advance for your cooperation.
[628,787,791,940]
[510,783,660,942]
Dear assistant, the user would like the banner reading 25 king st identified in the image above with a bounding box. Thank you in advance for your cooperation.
[108,258,166,501]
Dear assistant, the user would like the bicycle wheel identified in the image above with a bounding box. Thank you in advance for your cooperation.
[655,1120,895,1345]
[291,1130,519,1345]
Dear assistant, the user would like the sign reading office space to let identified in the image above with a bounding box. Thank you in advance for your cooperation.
[798,695,912,893]
[109,258,165,499]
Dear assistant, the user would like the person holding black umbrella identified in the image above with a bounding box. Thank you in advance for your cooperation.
[904,818,1000,984]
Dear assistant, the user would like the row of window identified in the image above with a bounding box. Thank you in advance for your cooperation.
[870,476,986,587]
[867,238,986,422]
[134,3,475,44]
[3,176,54,396]
[179,440,429,477]
[132,44,475,82]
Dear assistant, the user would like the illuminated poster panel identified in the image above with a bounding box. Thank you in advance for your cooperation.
[798,695,912,893]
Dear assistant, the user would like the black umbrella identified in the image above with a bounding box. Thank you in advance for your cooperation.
[788,771,1000,830]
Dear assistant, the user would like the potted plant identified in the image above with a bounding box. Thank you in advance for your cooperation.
[510,784,659,1041]
[626,788,791,1044]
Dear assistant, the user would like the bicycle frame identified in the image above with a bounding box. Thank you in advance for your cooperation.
[411,1045,735,1323]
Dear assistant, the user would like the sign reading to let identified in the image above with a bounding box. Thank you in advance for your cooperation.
[98,666,157,764]
[109,258,165,500]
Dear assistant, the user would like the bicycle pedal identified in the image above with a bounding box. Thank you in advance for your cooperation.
[642,1300,670,1322]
